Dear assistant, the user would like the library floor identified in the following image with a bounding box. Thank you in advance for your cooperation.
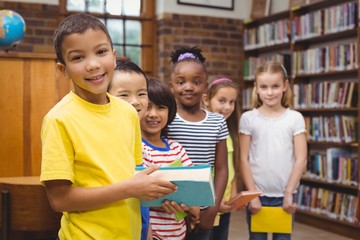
[228,209,353,240]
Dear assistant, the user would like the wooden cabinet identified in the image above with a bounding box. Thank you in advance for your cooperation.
[242,0,360,237]
[0,177,61,240]
[0,53,72,177]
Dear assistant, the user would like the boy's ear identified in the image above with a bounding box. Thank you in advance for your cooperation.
[112,49,116,68]
[56,62,70,80]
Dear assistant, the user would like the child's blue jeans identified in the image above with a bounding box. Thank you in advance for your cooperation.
[246,195,295,240]
[186,229,212,240]
[210,212,231,240]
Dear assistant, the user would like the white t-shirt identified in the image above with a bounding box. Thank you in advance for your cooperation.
[239,108,306,197]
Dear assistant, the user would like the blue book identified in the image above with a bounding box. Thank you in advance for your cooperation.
[135,164,215,207]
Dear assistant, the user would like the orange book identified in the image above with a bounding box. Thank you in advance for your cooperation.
[227,190,263,208]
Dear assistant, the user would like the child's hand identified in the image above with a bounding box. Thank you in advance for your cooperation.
[248,197,262,214]
[188,206,200,225]
[161,200,184,214]
[219,200,234,213]
[131,165,177,200]
[198,207,217,230]
[283,192,296,213]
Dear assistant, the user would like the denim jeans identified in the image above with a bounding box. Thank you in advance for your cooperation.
[186,228,212,240]
[246,195,295,240]
[210,212,231,240]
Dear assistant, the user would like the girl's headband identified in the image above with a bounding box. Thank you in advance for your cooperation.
[177,52,198,62]
[209,77,233,88]
[280,64,288,79]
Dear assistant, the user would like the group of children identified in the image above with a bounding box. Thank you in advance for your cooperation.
[40,13,307,240]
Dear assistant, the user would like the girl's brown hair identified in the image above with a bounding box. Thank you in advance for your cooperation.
[251,61,292,108]
[206,78,243,190]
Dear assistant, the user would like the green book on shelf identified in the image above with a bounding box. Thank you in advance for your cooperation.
[136,164,215,207]
[243,59,249,79]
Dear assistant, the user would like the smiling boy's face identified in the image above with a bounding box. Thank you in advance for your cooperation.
[109,71,149,117]
[57,29,116,104]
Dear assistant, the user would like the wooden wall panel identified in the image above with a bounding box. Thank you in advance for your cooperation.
[30,60,58,176]
[0,59,24,176]
[0,53,72,177]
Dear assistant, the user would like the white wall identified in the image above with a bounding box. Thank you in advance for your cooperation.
[156,0,251,20]
[6,0,58,5]
[7,0,289,20]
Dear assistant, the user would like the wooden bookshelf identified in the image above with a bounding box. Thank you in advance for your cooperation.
[242,0,360,236]
[242,10,291,109]
[292,0,359,234]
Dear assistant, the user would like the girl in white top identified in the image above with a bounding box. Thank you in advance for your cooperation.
[239,61,307,240]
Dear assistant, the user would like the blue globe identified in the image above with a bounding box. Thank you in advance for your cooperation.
[0,10,26,47]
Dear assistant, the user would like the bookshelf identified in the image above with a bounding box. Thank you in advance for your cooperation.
[242,10,291,111]
[242,0,360,237]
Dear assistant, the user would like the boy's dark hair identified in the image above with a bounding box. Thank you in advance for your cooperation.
[147,77,177,137]
[108,59,149,91]
[170,46,206,64]
[54,13,113,64]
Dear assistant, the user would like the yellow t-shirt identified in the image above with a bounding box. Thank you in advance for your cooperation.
[223,136,235,202]
[40,92,142,240]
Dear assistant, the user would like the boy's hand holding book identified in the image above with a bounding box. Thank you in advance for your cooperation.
[131,165,177,200]
[135,164,215,207]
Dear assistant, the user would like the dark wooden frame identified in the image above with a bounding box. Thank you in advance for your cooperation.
[58,0,157,76]
[177,0,234,10]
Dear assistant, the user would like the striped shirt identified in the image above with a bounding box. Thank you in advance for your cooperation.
[167,110,229,167]
[142,138,192,167]
[142,137,192,240]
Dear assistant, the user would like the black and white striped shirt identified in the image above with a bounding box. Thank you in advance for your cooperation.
[167,110,229,167]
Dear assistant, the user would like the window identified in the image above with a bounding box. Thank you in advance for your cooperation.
[59,0,156,75]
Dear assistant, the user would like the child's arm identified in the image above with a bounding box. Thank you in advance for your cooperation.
[231,178,238,198]
[45,166,177,212]
[146,225,152,240]
[239,133,262,214]
[200,139,228,230]
[283,132,307,213]
[219,179,238,213]
[229,178,244,211]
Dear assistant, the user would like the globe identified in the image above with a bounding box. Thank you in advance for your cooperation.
[0,9,26,47]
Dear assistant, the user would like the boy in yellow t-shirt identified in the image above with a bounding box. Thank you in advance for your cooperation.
[40,13,176,240]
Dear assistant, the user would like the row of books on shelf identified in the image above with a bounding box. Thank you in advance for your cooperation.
[304,115,357,143]
[243,54,291,81]
[304,148,358,186]
[292,41,358,76]
[244,19,289,50]
[297,184,358,224]
[293,80,357,109]
[292,2,357,42]
[242,87,253,109]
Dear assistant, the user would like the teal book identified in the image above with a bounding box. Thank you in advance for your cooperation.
[135,164,215,207]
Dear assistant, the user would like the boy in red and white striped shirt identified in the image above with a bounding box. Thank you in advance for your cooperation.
[141,77,200,240]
